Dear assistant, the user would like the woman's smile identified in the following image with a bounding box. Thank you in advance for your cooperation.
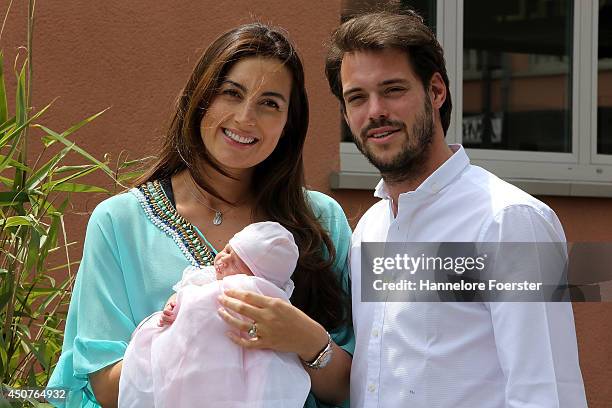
[222,127,258,146]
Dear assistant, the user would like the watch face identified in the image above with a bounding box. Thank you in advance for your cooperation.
[319,349,333,367]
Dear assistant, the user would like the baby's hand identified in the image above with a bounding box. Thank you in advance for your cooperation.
[158,299,177,326]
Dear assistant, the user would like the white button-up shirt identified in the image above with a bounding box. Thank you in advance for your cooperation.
[350,145,587,408]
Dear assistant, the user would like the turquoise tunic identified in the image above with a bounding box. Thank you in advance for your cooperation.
[47,184,354,408]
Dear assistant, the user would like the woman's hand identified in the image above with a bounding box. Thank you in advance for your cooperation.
[217,289,352,405]
[217,289,327,361]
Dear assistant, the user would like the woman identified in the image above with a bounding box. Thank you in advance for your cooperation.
[48,23,353,408]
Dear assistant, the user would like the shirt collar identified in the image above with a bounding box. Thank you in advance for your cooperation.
[374,144,469,200]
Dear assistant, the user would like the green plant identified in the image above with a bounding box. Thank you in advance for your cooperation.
[0,1,147,405]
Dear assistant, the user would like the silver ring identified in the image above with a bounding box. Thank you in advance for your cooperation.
[247,322,258,339]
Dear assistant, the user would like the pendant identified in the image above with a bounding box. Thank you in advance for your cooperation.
[213,211,223,226]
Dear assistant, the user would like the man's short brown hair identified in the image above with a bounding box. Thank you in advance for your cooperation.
[325,10,452,135]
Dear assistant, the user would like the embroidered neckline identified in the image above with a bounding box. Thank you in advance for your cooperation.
[131,180,215,267]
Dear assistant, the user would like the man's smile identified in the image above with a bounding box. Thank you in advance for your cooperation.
[367,126,402,139]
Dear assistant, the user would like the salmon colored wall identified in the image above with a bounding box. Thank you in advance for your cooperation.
[463,75,571,113]
[1,1,609,406]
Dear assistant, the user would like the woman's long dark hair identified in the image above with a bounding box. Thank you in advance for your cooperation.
[135,23,348,331]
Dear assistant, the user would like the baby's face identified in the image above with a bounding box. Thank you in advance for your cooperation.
[214,244,253,280]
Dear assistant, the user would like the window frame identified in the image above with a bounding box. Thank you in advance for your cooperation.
[333,0,612,197]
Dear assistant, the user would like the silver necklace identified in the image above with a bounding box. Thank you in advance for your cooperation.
[183,173,232,226]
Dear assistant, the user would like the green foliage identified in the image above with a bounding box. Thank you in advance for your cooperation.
[0,2,151,405]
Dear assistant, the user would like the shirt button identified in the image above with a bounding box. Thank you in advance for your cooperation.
[372,329,379,338]
[368,383,376,393]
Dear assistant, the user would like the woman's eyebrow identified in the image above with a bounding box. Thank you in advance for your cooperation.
[261,91,287,103]
[222,79,247,92]
[222,80,287,103]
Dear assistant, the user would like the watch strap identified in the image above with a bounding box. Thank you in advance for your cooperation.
[302,331,333,369]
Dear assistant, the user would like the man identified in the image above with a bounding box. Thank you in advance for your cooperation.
[325,11,587,408]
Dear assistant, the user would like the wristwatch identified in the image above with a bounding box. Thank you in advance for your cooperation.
[302,331,333,369]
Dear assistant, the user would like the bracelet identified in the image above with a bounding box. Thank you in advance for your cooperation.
[302,331,333,369]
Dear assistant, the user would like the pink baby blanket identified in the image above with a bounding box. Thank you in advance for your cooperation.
[119,267,310,407]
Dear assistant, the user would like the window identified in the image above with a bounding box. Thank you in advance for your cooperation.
[334,0,612,197]
[462,0,573,153]
[598,0,612,155]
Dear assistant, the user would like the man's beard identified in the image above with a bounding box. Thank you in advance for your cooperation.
[353,97,434,184]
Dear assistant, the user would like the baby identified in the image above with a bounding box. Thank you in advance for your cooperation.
[158,222,296,327]
[119,222,311,408]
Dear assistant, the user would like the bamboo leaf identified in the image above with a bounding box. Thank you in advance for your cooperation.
[118,170,144,183]
[25,228,40,272]
[0,215,32,228]
[27,287,59,295]
[0,104,51,173]
[0,215,44,236]
[34,124,60,140]
[0,335,7,380]
[61,107,109,139]
[0,282,11,309]
[27,366,37,387]
[29,219,47,237]
[33,343,49,371]
[36,199,58,217]
[13,329,51,374]
[0,116,14,136]
[15,323,32,340]
[24,145,72,190]
[41,133,55,147]
[0,123,17,147]
[35,288,62,317]
[46,261,80,272]
[33,124,114,178]
[0,131,23,178]
[45,182,108,194]
[118,156,155,169]
[15,332,48,371]
[47,241,77,254]
[36,107,108,147]
[54,164,97,174]
[0,104,46,148]
[0,154,30,171]
[0,191,29,205]
[42,163,103,192]
[14,304,33,320]
[39,326,63,335]
[38,216,59,272]
[15,61,27,127]
[41,273,56,288]
[12,159,25,191]
[0,175,12,187]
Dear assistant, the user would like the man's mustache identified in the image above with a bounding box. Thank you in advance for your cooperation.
[360,118,406,139]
